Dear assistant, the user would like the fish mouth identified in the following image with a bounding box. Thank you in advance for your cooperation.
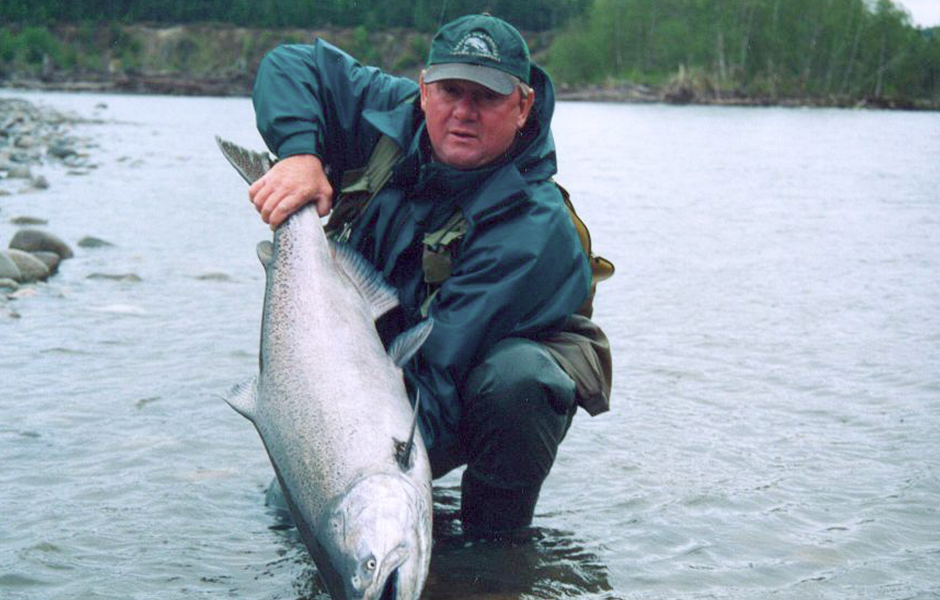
[379,567,398,600]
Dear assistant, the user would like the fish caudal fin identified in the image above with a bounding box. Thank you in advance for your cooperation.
[388,319,433,368]
[215,136,274,185]
[330,241,399,320]
[224,376,259,422]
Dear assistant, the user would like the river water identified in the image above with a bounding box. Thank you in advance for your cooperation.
[1,89,938,600]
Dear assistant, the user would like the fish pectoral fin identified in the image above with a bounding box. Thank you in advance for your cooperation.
[387,319,433,368]
[256,240,273,268]
[330,241,399,320]
[223,376,259,422]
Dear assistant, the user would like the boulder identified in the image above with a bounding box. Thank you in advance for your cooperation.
[78,236,114,248]
[196,272,233,282]
[15,135,38,149]
[7,249,50,282]
[10,229,74,259]
[10,216,48,225]
[86,273,142,282]
[0,251,21,281]
[47,141,77,159]
[0,277,18,292]
[6,165,31,179]
[31,251,61,274]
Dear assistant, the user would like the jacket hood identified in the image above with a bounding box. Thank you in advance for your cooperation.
[513,63,557,184]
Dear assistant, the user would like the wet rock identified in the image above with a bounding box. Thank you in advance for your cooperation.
[31,251,61,274]
[0,251,21,280]
[86,273,142,282]
[47,141,77,159]
[6,165,31,179]
[0,277,18,292]
[6,249,50,282]
[31,175,50,190]
[10,216,48,225]
[15,135,38,149]
[8,287,38,299]
[196,272,232,282]
[78,236,114,248]
[9,229,74,259]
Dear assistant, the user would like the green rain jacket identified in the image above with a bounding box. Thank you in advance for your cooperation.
[253,40,591,457]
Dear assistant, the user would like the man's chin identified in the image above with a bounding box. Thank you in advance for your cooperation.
[436,147,489,170]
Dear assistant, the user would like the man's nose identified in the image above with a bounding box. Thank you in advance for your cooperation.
[453,94,478,120]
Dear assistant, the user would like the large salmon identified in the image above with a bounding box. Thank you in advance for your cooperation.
[218,138,433,600]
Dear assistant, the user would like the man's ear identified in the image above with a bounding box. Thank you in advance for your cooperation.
[419,70,429,113]
[517,88,535,129]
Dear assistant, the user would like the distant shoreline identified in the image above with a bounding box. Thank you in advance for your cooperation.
[3,75,937,112]
[2,22,937,111]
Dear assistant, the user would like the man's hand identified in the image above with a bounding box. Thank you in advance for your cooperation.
[248,154,333,229]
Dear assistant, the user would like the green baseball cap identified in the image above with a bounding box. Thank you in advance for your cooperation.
[424,14,531,95]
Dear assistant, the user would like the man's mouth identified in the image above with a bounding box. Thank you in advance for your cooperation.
[448,130,477,140]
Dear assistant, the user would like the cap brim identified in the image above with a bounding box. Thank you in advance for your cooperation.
[424,63,517,95]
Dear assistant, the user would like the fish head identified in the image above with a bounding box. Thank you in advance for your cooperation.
[318,473,431,600]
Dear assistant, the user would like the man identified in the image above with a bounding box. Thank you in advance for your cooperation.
[249,14,611,536]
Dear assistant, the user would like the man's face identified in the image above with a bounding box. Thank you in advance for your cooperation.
[420,76,535,170]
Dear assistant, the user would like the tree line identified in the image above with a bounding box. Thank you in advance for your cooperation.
[1,0,937,103]
[0,0,589,32]
[547,0,940,102]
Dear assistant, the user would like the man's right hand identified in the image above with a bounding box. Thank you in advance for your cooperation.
[248,154,333,229]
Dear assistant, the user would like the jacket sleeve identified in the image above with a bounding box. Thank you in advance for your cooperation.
[252,40,418,174]
[408,176,592,451]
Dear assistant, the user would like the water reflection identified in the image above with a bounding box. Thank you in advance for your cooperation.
[263,482,615,599]
[426,486,615,599]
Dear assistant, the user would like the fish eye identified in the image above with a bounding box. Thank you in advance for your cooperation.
[366,557,377,571]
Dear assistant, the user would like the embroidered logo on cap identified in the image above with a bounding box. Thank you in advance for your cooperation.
[452,31,501,62]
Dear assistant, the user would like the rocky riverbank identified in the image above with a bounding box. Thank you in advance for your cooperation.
[0,97,116,318]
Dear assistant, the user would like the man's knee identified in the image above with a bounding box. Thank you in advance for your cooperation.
[460,338,576,487]
[463,338,576,420]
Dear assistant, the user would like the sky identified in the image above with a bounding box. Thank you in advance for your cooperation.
[896,0,940,27]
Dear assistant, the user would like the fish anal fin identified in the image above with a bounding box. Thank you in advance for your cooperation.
[388,319,433,368]
[223,376,259,422]
[330,241,399,320]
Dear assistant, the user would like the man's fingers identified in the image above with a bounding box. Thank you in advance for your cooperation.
[245,154,333,226]
[314,193,333,217]
[249,177,271,212]
[267,192,310,228]
[260,189,288,224]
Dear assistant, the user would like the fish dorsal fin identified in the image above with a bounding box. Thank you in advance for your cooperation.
[256,240,273,268]
[330,241,399,320]
[223,376,258,422]
[215,136,274,184]
[388,319,433,368]
[395,388,421,471]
